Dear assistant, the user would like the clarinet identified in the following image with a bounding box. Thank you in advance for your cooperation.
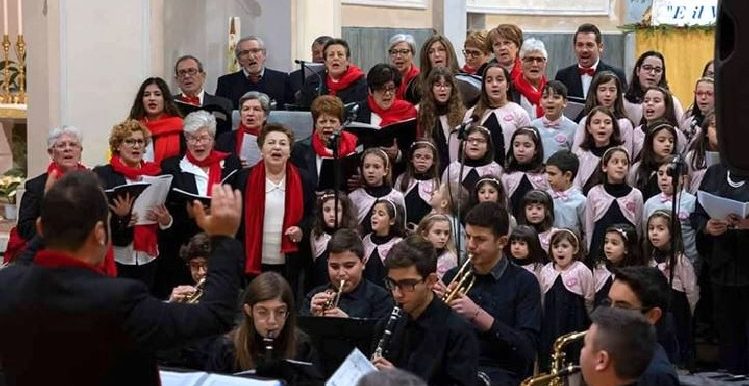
[372,306,403,359]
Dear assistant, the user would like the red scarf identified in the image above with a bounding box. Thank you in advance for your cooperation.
[141,115,184,164]
[243,162,304,275]
[367,95,417,126]
[311,131,357,158]
[234,123,261,155]
[396,65,420,100]
[462,64,478,75]
[35,248,117,278]
[186,150,230,196]
[512,72,547,118]
[47,161,86,177]
[326,64,365,96]
[109,155,162,256]
[510,58,523,80]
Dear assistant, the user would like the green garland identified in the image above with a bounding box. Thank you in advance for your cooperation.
[619,23,715,35]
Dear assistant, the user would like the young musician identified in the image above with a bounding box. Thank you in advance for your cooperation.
[302,229,394,319]
[580,307,657,386]
[372,236,479,386]
[436,201,543,385]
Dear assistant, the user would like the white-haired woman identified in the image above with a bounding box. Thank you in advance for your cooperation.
[17,126,86,242]
[93,119,172,289]
[159,110,242,297]
[216,91,269,168]
[514,38,549,118]
[388,34,420,100]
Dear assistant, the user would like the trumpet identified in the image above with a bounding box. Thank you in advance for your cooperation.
[520,330,587,386]
[185,278,206,304]
[323,279,346,311]
[442,254,475,303]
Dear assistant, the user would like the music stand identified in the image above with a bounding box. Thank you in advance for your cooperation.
[297,316,379,378]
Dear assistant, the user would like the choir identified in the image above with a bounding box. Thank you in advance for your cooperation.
[2,19,742,386]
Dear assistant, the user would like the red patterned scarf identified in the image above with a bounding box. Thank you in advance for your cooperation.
[109,155,162,256]
[326,64,365,96]
[141,115,184,164]
[367,95,417,126]
[243,162,304,275]
[185,150,230,196]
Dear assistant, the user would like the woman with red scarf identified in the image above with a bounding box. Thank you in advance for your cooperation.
[461,31,491,76]
[128,77,185,165]
[290,95,358,192]
[388,34,420,100]
[299,38,368,109]
[93,119,173,290]
[216,91,268,168]
[513,38,550,119]
[158,111,241,298]
[237,124,314,297]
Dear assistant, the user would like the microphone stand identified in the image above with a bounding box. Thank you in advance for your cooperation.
[328,131,341,228]
[295,59,323,108]
[666,156,684,289]
[451,120,471,259]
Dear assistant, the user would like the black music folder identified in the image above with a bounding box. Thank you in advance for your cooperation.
[343,118,417,149]
[316,150,362,192]
[104,182,151,203]
[297,316,379,378]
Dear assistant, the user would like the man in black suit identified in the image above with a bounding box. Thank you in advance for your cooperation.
[215,36,292,110]
[0,171,244,386]
[554,23,628,105]
[174,55,234,138]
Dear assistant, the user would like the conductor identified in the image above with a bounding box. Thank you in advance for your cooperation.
[0,171,244,386]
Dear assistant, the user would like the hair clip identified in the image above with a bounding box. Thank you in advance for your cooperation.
[376,198,398,215]
[602,146,629,161]
[410,140,437,150]
[318,192,337,202]
[518,126,539,139]
[556,228,579,245]
[470,125,491,136]
[651,209,672,220]
[477,177,501,186]
[612,227,628,241]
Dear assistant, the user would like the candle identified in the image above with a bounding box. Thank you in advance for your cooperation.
[2,0,7,36]
[15,0,20,35]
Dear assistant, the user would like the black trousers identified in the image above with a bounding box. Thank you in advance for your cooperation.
[116,261,158,292]
[713,284,749,374]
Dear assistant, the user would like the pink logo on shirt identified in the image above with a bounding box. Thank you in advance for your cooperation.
[679,211,689,221]
[555,134,567,144]
[566,277,579,288]
[503,115,514,122]
[625,200,636,213]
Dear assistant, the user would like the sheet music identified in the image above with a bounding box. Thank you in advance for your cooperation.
[325,348,377,386]
[697,190,749,219]
[240,133,262,167]
[132,175,173,225]
[160,371,282,386]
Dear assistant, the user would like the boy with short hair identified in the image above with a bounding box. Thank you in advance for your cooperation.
[531,81,578,161]
[546,149,586,235]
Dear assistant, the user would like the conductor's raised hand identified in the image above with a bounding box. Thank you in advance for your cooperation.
[194,184,242,237]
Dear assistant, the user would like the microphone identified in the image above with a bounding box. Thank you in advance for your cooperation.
[349,103,360,123]
[293,59,306,65]
[666,154,685,178]
[457,114,480,140]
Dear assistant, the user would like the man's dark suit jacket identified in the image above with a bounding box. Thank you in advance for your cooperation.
[16,173,48,241]
[554,61,628,104]
[173,92,234,138]
[215,68,292,110]
[0,237,242,386]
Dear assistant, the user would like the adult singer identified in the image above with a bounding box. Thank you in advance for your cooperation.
[0,171,244,386]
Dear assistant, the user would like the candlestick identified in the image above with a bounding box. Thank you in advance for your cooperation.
[13,34,24,104]
[1,34,10,103]
[15,0,20,36]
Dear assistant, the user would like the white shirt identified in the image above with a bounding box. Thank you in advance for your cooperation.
[262,176,286,265]
[179,156,210,196]
[580,59,599,99]
[143,142,155,163]
[179,89,206,105]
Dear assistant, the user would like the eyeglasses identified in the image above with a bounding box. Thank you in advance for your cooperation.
[177,68,201,78]
[466,137,487,144]
[600,298,653,313]
[253,307,289,321]
[389,48,411,56]
[123,138,145,147]
[188,261,208,271]
[53,141,81,150]
[433,82,452,90]
[238,48,264,57]
[187,135,213,144]
[377,86,397,95]
[384,277,425,293]
[694,91,714,98]
[462,49,484,57]
[522,56,546,64]
[640,65,663,74]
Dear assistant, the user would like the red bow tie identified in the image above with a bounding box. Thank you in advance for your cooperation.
[181,95,200,105]
[248,73,262,83]
[578,67,595,76]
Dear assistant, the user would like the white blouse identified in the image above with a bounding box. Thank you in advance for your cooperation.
[262,177,286,265]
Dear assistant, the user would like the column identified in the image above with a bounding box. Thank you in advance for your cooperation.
[433,0,467,66]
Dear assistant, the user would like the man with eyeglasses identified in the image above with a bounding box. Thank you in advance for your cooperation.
[554,23,627,105]
[174,55,234,138]
[603,266,679,386]
[216,36,292,110]
[372,235,479,386]
[436,201,543,386]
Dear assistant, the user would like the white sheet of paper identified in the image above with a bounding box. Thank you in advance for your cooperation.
[697,190,749,219]
[325,348,377,386]
[706,151,721,168]
[240,133,262,167]
[160,371,281,386]
[132,174,173,225]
